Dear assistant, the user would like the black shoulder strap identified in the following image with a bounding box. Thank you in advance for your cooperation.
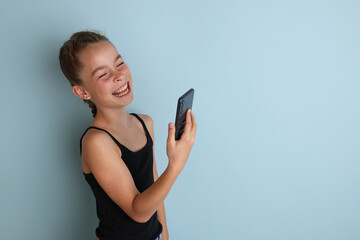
[130,113,153,143]
[80,114,153,156]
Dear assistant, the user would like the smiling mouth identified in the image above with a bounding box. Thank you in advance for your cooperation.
[112,82,130,97]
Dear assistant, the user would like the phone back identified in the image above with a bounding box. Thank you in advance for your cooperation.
[175,88,194,140]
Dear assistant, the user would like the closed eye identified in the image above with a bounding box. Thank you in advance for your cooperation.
[98,73,107,79]
[117,62,124,67]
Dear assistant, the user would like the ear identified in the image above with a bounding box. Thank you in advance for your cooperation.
[72,85,90,100]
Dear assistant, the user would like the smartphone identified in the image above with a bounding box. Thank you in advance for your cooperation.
[175,88,195,140]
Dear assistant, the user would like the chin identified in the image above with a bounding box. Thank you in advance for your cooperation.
[123,92,134,106]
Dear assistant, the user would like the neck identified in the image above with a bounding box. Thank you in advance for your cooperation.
[91,106,132,132]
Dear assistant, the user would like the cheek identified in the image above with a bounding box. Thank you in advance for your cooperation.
[124,66,132,78]
[128,71,132,84]
[95,81,112,94]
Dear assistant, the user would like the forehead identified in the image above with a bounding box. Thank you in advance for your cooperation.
[78,41,120,69]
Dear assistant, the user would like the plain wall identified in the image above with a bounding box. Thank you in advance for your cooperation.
[1,0,359,239]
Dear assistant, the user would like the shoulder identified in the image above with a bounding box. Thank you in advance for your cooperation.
[82,127,110,143]
[136,113,154,138]
[82,128,122,157]
[136,113,153,127]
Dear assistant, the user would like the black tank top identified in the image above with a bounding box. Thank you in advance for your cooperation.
[79,113,163,240]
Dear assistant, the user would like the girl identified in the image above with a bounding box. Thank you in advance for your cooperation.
[59,31,197,240]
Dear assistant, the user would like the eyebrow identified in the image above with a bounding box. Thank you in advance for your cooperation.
[91,54,122,77]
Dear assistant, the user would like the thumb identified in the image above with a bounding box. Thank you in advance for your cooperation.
[167,122,176,144]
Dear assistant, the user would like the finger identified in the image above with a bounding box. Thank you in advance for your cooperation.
[182,109,192,137]
[167,122,176,144]
[190,111,197,139]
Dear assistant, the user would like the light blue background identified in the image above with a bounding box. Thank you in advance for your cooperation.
[1,0,359,239]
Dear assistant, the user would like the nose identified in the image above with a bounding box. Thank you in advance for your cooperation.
[112,69,124,82]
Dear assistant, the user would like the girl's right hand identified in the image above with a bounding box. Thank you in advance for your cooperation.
[166,109,197,174]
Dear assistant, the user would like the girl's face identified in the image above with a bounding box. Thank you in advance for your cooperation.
[75,41,133,109]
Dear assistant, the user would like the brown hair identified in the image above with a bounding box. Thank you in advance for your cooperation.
[59,30,110,118]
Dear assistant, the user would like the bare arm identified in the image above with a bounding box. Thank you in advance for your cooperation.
[153,161,168,237]
[83,110,196,223]
[141,114,169,238]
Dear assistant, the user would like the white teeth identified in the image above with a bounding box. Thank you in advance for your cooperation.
[112,83,128,95]
[115,89,129,97]
[114,88,129,97]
